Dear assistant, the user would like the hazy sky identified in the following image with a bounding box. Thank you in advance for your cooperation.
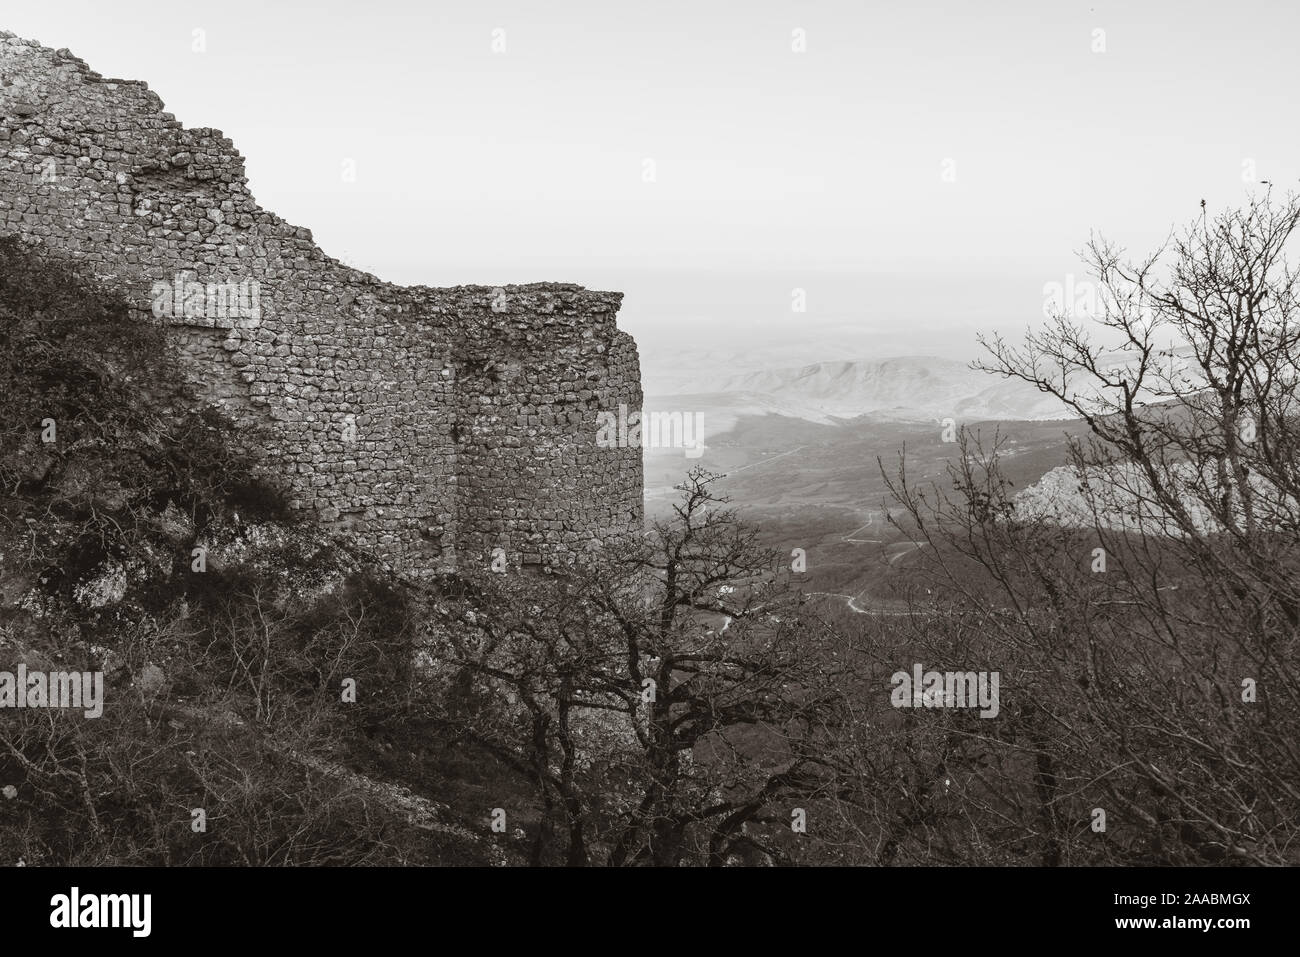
[8,0,1299,362]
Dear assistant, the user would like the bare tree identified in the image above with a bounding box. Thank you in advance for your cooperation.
[421,466,858,866]
[879,192,1300,865]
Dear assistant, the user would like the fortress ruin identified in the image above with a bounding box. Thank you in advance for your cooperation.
[0,31,644,575]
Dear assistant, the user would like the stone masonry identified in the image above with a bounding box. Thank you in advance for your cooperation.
[0,31,643,575]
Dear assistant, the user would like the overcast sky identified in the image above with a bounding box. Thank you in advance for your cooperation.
[8,0,1299,363]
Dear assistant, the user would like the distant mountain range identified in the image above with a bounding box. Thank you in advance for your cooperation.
[639,350,1212,537]
[644,347,1204,430]
[646,356,1073,425]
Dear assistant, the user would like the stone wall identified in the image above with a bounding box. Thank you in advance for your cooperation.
[0,31,642,575]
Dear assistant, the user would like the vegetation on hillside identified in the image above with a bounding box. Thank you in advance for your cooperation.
[876,193,1300,864]
[0,238,495,865]
[3,193,1297,867]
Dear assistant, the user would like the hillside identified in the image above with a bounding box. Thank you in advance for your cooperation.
[0,238,519,866]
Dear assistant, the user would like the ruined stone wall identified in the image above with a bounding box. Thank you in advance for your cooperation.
[0,31,642,574]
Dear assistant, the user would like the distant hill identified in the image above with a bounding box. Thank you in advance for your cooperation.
[715,357,1070,421]
[1014,460,1292,536]
[644,344,1208,431]
[648,356,1071,424]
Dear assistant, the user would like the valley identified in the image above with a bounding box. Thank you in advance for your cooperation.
[641,357,1094,615]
